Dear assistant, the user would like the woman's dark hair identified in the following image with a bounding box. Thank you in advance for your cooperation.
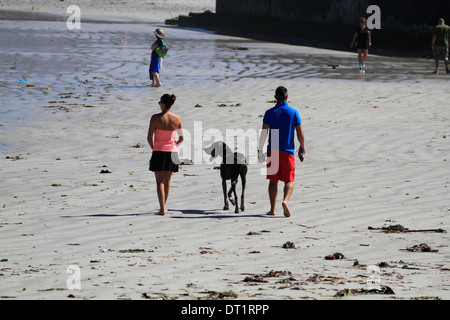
[160,94,176,108]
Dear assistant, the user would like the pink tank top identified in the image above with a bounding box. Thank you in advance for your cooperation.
[153,129,178,152]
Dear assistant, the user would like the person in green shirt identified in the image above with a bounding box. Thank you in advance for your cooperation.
[431,18,450,74]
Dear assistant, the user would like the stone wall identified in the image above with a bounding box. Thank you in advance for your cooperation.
[216,0,450,35]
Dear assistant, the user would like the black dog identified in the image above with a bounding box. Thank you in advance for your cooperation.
[204,141,248,213]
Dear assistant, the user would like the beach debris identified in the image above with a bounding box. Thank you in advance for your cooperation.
[266,270,292,278]
[282,241,296,249]
[325,252,345,260]
[368,224,446,233]
[217,103,241,107]
[369,224,408,232]
[194,104,203,108]
[243,274,268,283]
[203,290,238,299]
[118,249,149,253]
[403,243,438,253]
[51,183,62,187]
[353,260,365,267]
[199,247,216,255]
[334,285,394,298]
[247,230,270,236]
[99,248,113,253]
[130,143,143,148]
[142,292,170,300]
[243,270,293,284]
[411,296,442,300]
[44,105,72,112]
[5,156,23,160]
[307,274,344,284]
[100,165,111,174]
[354,260,391,268]
[401,264,422,270]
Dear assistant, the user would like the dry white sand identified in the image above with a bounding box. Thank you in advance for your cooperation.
[0,2,449,301]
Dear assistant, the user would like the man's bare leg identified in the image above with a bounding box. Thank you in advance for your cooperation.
[266,179,277,216]
[282,182,294,217]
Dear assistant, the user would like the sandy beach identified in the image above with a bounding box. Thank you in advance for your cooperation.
[0,1,449,302]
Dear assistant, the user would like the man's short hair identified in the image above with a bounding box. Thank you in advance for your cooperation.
[275,86,288,101]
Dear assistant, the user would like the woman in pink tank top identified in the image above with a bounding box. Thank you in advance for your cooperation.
[147,94,184,215]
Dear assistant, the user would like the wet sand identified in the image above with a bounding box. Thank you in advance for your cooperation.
[0,7,449,301]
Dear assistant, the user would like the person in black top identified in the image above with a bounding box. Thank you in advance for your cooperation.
[351,18,372,70]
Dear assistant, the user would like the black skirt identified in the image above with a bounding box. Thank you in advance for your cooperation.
[149,151,180,172]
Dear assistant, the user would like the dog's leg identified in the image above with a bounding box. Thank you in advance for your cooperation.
[222,179,229,210]
[227,181,236,205]
[228,180,239,213]
[240,168,247,212]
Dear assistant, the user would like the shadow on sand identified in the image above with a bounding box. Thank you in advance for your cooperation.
[60,209,283,219]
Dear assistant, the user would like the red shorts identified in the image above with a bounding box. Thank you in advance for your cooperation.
[266,150,295,182]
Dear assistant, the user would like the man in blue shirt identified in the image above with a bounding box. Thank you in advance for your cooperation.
[258,86,305,217]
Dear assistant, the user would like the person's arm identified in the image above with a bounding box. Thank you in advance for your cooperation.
[151,39,161,51]
[176,118,184,146]
[147,115,156,150]
[258,123,269,162]
[295,124,305,161]
[351,32,358,48]
[431,34,437,49]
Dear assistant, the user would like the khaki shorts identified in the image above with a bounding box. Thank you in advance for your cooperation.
[434,46,449,60]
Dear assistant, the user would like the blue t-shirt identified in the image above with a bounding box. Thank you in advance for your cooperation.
[263,101,301,155]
